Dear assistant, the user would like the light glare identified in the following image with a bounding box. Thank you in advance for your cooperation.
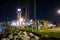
[19,18,23,22]
[58,10,60,14]
[18,9,21,11]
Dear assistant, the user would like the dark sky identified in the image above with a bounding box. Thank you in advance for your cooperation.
[0,0,60,23]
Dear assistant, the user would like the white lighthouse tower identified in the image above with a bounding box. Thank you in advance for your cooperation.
[17,9,23,27]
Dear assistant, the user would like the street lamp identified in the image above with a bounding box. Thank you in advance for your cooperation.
[57,10,60,14]
[17,9,21,11]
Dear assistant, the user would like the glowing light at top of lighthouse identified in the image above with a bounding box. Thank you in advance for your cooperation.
[17,9,21,11]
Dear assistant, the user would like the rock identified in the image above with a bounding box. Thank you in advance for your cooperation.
[8,34,13,39]
[1,38,7,40]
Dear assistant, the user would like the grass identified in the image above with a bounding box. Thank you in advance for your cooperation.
[16,27,60,38]
[41,29,60,38]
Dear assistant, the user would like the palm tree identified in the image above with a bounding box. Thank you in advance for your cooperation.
[24,0,30,19]
[24,0,36,21]
[34,0,36,22]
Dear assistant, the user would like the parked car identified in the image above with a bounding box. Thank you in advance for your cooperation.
[48,23,56,29]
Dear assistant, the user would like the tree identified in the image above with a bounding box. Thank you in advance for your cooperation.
[24,0,30,19]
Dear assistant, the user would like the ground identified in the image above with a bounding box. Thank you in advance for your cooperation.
[16,27,60,38]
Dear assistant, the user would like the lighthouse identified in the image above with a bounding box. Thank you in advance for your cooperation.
[17,9,23,27]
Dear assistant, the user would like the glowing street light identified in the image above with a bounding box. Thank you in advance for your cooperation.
[17,9,21,11]
[57,10,60,14]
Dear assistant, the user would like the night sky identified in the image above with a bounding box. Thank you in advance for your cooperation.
[0,0,60,23]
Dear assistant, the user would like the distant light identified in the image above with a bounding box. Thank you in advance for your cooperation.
[22,22,25,25]
[18,9,21,11]
[19,18,23,22]
[28,19,33,25]
[30,19,33,22]
[58,10,60,14]
[11,22,17,26]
